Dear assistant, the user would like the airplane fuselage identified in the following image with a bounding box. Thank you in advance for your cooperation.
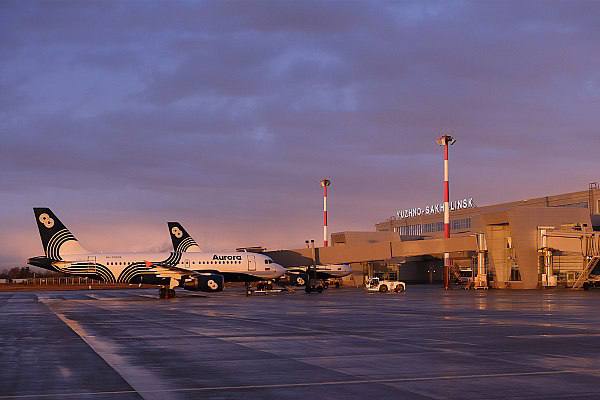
[287,264,352,279]
[29,251,286,284]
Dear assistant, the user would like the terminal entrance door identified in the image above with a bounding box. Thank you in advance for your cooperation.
[247,255,256,271]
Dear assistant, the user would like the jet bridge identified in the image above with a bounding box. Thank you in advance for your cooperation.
[267,235,484,287]
[538,227,600,289]
[268,235,479,266]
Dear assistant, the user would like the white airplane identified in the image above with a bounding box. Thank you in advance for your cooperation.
[28,208,286,298]
[167,222,352,287]
[166,221,286,285]
[286,264,353,286]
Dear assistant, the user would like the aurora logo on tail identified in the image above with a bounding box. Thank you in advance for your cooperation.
[33,208,86,260]
[168,222,201,253]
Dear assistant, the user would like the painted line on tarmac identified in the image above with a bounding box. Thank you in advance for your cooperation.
[508,333,600,339]
[48,307,172,400]
[0,369,588,399]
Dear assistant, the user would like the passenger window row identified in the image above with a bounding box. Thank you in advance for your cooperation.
[189,260,243,265]
[105,260,245,266]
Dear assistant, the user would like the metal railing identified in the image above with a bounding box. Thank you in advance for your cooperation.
[1,277,106,286]
[572,257,600,289]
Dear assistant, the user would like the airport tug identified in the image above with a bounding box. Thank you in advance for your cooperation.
[366,277,406,293]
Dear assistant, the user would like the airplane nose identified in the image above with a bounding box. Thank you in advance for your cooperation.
[273,263,287,278]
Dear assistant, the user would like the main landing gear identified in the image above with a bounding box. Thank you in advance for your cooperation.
[158,278,180,299]
[159,287,176,299]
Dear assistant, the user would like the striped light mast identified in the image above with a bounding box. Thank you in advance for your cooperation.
[320,178,331,247]
[436,134,456,290]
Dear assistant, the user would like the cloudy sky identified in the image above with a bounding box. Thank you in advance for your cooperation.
[1,0,599,268]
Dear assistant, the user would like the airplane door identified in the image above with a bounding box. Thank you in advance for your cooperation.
[248,255,256,271]
[182,259,190,269]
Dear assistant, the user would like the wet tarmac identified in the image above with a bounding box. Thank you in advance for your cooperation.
[2,286,600,399]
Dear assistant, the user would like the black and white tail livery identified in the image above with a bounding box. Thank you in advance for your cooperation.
[33,208,87,260]
[168,222,201,253]
[28,209,286,298]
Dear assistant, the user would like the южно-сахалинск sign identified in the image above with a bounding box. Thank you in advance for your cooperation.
[396,197,475,219]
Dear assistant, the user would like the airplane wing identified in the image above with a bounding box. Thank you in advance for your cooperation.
[146,261,224,292]
[150,262,194,278]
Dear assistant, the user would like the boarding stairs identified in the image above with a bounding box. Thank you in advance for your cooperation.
[450,265,462,283]
[572,256,600,289]
[450,264,474,289]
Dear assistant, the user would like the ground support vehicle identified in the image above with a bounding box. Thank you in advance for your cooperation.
[583,274,600,290]
[305,278,325,293]
[324,278,342,289]
[249,288,285,295]
[366,277,406,293]
[304,265,325,294]
[245,280,274,296]
[244,280,295,295]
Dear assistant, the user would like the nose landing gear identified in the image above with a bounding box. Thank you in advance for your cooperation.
[304,264,324,294]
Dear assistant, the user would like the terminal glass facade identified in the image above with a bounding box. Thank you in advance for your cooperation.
[394,218,471,236]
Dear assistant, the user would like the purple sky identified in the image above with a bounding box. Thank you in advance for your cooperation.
[1,1,599,268]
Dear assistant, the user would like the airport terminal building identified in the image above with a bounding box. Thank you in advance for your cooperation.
[271,184,600,289]
[376,189,599,238]
[369,186,600,288]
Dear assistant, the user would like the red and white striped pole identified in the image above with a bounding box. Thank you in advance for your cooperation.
[437,134,456,290]
[320,178,331,247]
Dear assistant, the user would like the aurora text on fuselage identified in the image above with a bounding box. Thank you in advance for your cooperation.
[213,255,243,261]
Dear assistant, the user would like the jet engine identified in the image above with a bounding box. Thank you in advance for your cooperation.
[290,273,307,286]
[183,273,225,292]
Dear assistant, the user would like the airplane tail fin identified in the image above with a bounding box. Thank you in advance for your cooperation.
[168,222,201,253]
[33,208,87,260]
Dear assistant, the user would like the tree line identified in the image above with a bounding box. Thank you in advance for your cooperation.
[0,267,62,279]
